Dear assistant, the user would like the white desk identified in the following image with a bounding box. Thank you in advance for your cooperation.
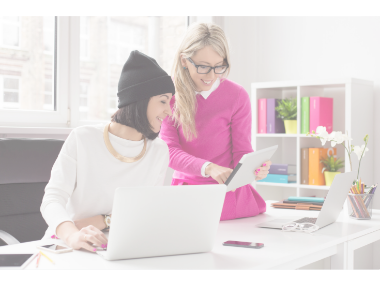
[1,202,380,270]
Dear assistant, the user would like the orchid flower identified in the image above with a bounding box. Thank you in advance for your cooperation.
[353,144,369,160]
[307,126,369,180]
[315,126,329,145]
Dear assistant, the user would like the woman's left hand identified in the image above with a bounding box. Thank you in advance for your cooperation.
[254,161,272,180]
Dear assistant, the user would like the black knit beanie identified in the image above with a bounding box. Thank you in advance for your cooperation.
[117,50,175,108]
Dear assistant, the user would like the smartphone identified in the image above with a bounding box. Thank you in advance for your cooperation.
[0,253,39,269]
[223,241,264,249]
[36,244,73,254]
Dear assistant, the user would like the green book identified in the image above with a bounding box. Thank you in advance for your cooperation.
[301,97,310,134]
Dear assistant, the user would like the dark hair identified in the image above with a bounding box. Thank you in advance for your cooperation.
[111,97,159,140]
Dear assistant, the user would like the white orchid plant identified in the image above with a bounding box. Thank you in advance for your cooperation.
[307,126,369,180]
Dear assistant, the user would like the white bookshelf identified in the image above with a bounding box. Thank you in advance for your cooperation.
[251,78,374,203]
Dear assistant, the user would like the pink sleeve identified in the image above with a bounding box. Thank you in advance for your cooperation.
[231,87,254,168]
[160,115,208,177]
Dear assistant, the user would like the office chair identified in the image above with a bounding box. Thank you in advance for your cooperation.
[0,138,64,246]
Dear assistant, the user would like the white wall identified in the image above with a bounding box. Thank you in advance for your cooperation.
[223,16,380,192]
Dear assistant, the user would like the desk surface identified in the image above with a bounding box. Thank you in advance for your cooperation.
[1,202,380,270]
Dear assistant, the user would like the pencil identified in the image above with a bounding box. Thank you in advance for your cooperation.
[36,252,41,268]
[40,251,55,264]
[348,196,361,218]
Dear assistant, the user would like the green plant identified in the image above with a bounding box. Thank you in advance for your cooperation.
[275,98,297,120]
[321,155,345,173]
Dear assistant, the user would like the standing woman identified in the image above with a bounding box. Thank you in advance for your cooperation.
[41,51,175,251]
[160,23,271,220]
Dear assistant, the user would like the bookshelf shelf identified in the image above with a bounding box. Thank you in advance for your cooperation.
[256,134,297,138]
[251,78,374,202]
[255,182,297,188]
[256,182,330,190]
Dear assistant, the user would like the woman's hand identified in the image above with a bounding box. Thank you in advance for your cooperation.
[255,160,272,180]
[205,163,233,185]
[66,225,108,252]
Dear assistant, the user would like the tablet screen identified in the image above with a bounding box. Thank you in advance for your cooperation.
[0,254,34,267]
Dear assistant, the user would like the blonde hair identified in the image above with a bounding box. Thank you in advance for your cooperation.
[171,22,231,141]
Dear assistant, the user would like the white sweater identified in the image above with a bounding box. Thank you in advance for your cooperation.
[40,123,169,238]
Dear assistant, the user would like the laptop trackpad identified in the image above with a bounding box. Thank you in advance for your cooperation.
[257,219,295,229]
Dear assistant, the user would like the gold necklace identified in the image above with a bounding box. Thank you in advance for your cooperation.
[103,123,147,163]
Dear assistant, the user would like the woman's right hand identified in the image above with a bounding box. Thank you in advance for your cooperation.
[66,225,108,252]
[205,163,233,185]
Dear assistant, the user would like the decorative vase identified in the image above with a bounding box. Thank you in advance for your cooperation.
[324,171,341,186]
[284,120,297,134]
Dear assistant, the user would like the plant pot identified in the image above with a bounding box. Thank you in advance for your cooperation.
[324,171,341,186]
[284,120,297,134]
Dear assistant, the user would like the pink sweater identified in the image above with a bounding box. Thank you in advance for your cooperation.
[160,79,266,220]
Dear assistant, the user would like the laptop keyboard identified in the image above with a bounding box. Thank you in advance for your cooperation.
[293,217,317,227]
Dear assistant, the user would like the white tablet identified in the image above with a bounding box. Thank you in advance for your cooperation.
[0,253,38,269]
[224,145,278,192]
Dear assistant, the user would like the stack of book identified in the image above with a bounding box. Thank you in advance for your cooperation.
[258,98,285,134]
[259,164,296,184]
[271,196,324,211]
[300,147,337,185]
[301,96,333,134]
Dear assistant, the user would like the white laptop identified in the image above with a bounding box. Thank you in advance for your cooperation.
[256,172,356,231]
[97,184,227,260]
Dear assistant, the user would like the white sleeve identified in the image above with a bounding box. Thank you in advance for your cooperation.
[40,130,78,236]
[201,162,212,177]
[155,145,170,186]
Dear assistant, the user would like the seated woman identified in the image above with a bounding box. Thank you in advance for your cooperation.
[40,50,175,252]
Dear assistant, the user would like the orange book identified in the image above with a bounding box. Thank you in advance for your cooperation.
[309,148,337,185]
[309,148,323,185]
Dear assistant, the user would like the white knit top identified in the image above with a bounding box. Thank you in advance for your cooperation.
[40,123,169,238]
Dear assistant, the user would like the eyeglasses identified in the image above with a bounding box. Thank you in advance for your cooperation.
[282,222,319,234]
[186,57,229,74]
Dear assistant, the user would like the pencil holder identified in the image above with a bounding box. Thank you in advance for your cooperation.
[346,193,374,220]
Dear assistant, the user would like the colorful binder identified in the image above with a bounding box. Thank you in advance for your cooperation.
[260,174,296,184]
[309,97,333,134]
[301,148,309,185]
[258,98,267,133]
[266,98,285,133]
[308,147,337,185]
[301,97,310,134]
[269,164,296,175]
[288,196,325,203]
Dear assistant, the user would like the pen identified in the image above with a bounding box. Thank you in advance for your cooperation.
[40,251,55,264]
[36,252,41,268]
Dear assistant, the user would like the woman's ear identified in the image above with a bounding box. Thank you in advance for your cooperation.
[180,55,187,68]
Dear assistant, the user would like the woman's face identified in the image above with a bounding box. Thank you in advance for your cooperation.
[147,93,173,133]
[181,45,225,92]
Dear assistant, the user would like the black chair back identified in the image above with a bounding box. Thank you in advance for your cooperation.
[0,138,64,246]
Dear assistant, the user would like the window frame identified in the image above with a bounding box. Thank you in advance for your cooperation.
[0,16,190,131]
[0,16,70,128]
[0,17,21,49]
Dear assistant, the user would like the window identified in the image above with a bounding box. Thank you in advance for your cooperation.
[43,78,53,110]
[0,16,56,112]
[43,17,55,53]
[0,17,188,128]
[108,20,146,64]
[1,77,20,109]
[79,16,187,122]
[80,17,89,60]
[0,17,20,47]
[79,82,89,120]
